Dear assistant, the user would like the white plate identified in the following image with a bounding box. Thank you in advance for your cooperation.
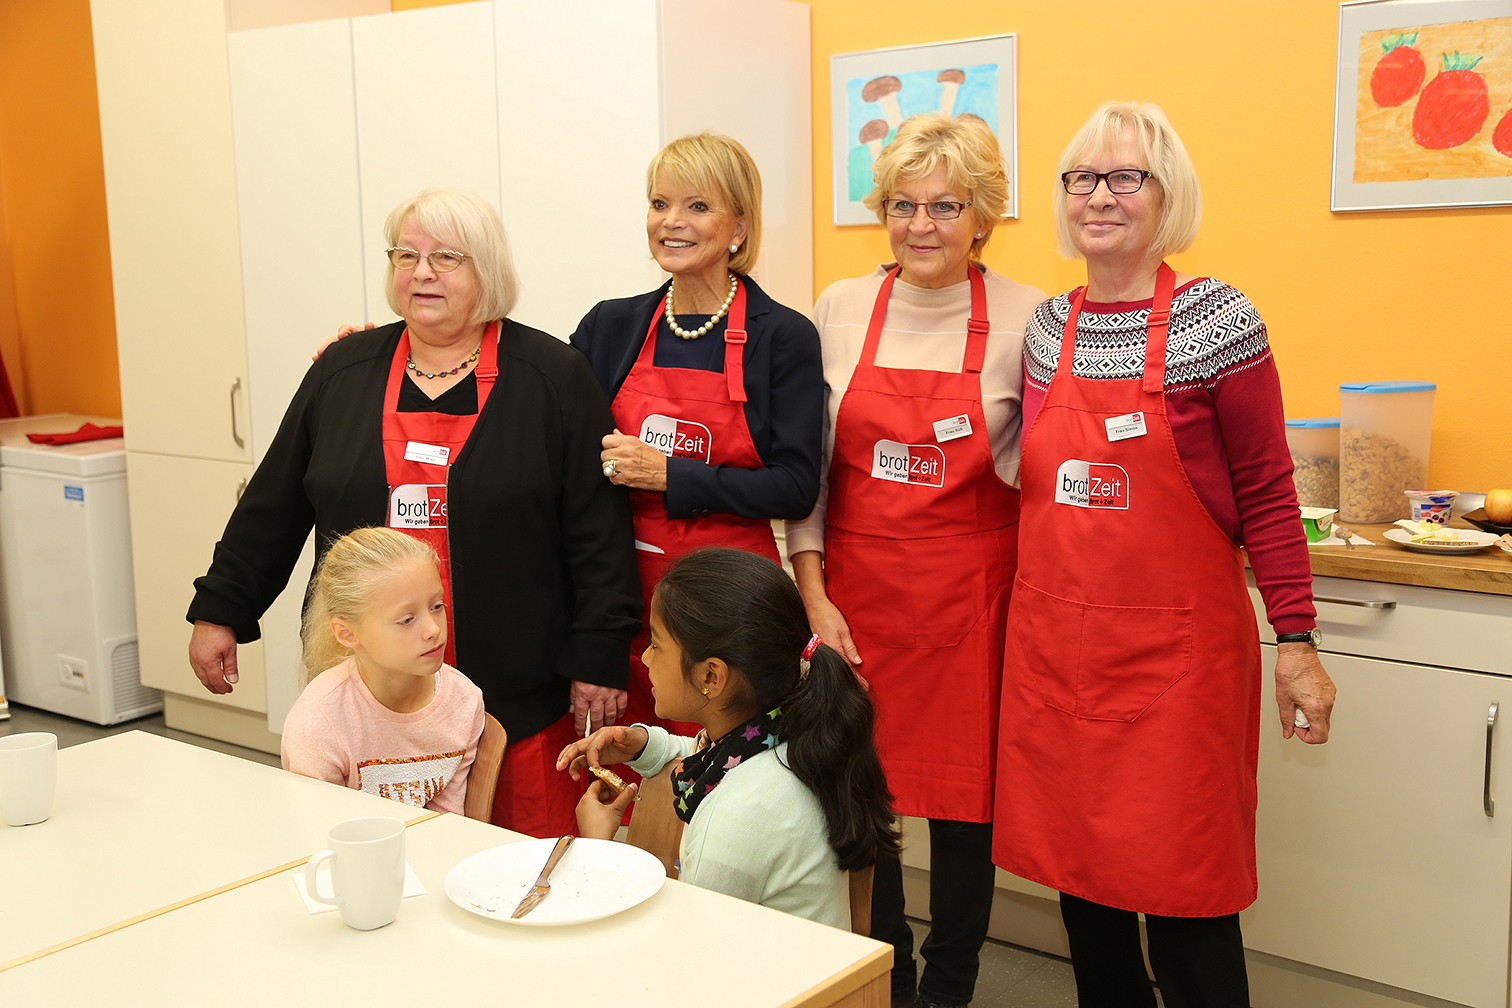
[1382,527,1500,554]
[444,838,664,927]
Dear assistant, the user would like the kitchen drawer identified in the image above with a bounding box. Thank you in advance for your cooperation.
[1249,574,1512,675]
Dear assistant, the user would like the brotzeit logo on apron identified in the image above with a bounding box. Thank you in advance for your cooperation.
[871,439,946,487]
[389,484,447,528]
[1054,459,1129,509]
[640,414,712,461]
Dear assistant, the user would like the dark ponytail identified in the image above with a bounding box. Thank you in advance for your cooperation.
[656,547,901,871]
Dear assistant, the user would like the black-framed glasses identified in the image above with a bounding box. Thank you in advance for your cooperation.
[386,247,471,272]
[882,198,974,220]
[1061,170,1154,195]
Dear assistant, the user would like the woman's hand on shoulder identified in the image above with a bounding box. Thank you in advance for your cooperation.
[556,724,650,779]
[312,322,376,361]
[1275,642,1336,744]
[574,778,639,840]
[600,429,668,492]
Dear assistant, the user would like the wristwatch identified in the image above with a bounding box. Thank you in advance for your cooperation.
[1276,629,1322,649]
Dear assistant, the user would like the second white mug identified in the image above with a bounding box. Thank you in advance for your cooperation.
[0,732,58,827]
[305,816,406,930]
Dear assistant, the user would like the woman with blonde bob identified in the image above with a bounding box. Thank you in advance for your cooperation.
[571,133,823,739]
[189,188,640,837]
[994,102,1335,1007]
[787,114,1045,1008]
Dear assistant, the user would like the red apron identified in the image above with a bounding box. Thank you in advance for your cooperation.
[611,280,781,735]
[381,325,580,838]
[824,265,1019,822]
[993,264,1261,916]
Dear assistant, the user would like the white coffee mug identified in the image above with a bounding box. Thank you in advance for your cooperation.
[0,732,58,827]
[305,816,406,930]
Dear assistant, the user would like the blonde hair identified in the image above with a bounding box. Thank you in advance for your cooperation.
[301,528,440,683]
[646,133,763,275]
[384,189,520,324]
[1053,101,1202,260]
[863,114,1008,258]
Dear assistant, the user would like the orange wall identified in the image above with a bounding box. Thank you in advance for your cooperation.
[0,0,119,417]
[809,0,1510,491]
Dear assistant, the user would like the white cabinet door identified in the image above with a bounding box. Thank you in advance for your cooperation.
[351,1,501,326]
[1242,646,1512,1008]
[228,18,366,465]
[90,0,252,463]
[128,452,265,714]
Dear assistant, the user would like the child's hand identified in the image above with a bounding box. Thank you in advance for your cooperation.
[556,724,649,780]
[575,779,639,840]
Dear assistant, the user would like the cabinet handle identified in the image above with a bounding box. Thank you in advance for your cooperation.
[1487,701,1499,819]
[229,378,246,449]
[236,478,247,502]
[1314,596,1396,609]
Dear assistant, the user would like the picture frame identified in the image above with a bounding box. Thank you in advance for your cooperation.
[1333,0,1512,211]
[830,34,1017,226]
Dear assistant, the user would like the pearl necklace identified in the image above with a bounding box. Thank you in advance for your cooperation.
[407,343,481,379]
[665,273,738,340]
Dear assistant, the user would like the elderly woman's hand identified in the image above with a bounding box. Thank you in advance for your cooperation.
[570,680,628,736]
[189,621,240,694]
[1275,643,1336,743]
[600,429,668,492]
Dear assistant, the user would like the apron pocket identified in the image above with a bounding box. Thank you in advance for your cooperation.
[829,532,1004,649]
[1014,579,1193,722]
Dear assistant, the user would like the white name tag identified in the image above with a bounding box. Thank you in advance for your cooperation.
[403,441,451,466]
[1104,412,1147,442]
[932,414,972,443]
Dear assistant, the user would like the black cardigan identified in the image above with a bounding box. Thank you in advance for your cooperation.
[569,275,823,521]
[187,319,642,742]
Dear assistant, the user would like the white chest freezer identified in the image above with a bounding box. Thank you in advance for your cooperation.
[0,415,159,724]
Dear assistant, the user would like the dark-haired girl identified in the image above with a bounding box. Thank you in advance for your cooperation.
[556,546,899,929]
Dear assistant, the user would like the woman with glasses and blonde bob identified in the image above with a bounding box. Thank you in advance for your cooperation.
[188,188,640,838]
[570,133,824,739]
[787,114,1044,1008]
[993,101,1336,1008]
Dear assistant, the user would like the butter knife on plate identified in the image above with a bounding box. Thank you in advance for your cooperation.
[510,834,575,919]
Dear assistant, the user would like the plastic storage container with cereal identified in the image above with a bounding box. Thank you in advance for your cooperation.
[1338,381,1436,523]
[1285,417,1340,509]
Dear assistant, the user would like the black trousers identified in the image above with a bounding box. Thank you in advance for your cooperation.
[1059,892,1250,1008]
[871,819,995,1005]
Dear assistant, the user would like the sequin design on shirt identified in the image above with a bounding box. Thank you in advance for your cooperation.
[356,750,465,807]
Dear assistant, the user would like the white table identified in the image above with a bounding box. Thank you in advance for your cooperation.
[0,731,428,967]
[0,732,890,1006]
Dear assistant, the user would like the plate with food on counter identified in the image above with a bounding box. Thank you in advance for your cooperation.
[1383,521,1501,555]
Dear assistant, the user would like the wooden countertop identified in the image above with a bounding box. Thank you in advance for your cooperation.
[1262,521,1512,596]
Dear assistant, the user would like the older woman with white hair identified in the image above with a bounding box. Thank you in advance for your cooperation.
[187,188,640,838]
[993,102,1336,1008]
[788,114,1045,1008]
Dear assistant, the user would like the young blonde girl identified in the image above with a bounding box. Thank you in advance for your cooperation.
[557,547,899,929]
[282,527,484,814]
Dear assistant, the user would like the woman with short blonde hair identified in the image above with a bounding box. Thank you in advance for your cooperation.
[995,101,1335,1007]
[788,112,1046,1007]
[572,132,824,743]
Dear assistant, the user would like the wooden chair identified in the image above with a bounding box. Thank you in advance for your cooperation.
[625,762,875,935]
[463,713,507,822]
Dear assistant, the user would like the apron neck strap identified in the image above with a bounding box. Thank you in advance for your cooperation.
[862,264,990,372]
[384,320,500,414]
[723,277,749,404]
[1058,262,1176,396]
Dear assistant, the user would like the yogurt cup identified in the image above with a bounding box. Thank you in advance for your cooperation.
[1404,489,1457,525]
[1300,506,1337,543]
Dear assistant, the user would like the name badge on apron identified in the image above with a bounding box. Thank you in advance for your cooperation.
[639,413,712,461]
[389,484,447,528]
[871,439,946,487]
[1105,412,1147,442]
[933,414,973,442]
[403,441,451,466]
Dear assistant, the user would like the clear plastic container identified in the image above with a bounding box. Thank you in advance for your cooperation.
[1339,381,1436,523]
[1285,417,1339,509]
